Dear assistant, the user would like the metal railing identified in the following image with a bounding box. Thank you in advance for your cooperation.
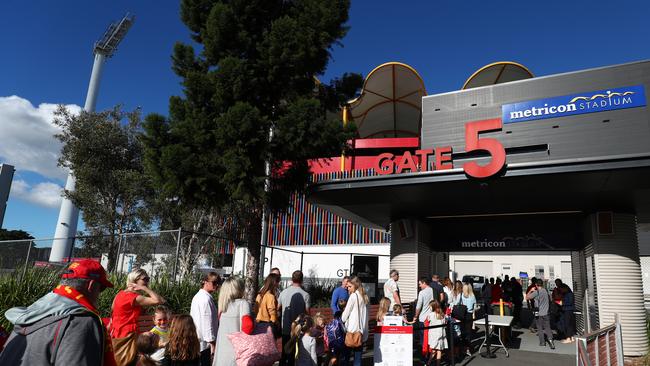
[576,313,624,366]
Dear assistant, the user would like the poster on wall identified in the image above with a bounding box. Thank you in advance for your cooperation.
[374,326,413,366]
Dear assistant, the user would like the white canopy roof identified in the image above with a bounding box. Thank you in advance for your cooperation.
[348,62,427,139]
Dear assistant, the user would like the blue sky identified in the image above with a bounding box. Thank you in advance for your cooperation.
[1,0,649,239]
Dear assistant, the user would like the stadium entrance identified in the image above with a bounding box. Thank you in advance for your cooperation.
[308,60,650,356]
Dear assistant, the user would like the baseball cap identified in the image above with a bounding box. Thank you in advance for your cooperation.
[61,259,114,288]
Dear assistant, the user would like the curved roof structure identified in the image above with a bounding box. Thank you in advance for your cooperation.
[462,61,534,90]
[347,62,427,139]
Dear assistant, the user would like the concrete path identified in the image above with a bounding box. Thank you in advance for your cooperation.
[357,324,576,365]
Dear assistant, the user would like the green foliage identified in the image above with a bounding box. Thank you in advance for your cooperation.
[305,276,338,308]
[0,267,214,331]
[143,0,361,301]
[54,106,153,272]
[0,229,33,241]
[143,0,361,303]
[143,0,361,211]
[0,267,63,330]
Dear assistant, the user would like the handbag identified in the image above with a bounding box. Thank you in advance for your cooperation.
[344,293,363,348]
[111,332,138,366]
[451,294,468,321]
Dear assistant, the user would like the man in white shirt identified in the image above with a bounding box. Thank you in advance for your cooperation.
[383,269,401,308]
[190,272,220,366]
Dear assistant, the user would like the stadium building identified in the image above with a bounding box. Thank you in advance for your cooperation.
[233,60,650,355]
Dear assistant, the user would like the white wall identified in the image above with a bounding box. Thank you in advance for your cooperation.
[233,244,391,283]
[449,251,572,283]
[101,252,170,276]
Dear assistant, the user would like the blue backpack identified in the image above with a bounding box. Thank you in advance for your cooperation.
[324,317,346,352]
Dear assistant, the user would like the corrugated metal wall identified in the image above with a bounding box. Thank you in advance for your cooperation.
[592,213,648,356]
[389,221,418,303]
[584,243,599,330]
[571,250,587,333]
[421,61,650,168]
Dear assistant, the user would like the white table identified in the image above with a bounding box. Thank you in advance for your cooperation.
[474,315,513,357]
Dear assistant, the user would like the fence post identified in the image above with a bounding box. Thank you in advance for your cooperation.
[614,313,624,366]
[120,234,128,274]
[300,251,304,273]
[448,320,455,366]
[172,227,182,282]
[21,240,33,283]
[349,254,353,275]
[269,247,274,271]
[584,289,591,333]
[114,234,123,274]
[151,240,156,276]
[66,234,75,262]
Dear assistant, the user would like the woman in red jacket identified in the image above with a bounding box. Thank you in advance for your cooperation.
[111,268,165,366]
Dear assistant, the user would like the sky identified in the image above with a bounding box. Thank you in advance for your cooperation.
[1,0,649,240]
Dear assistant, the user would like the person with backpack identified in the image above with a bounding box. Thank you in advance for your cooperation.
[283,314,317,366]
[0,259,116,366]
[324,299,349,366]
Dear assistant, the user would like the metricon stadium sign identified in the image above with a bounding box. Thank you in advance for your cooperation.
[502,85,646,123]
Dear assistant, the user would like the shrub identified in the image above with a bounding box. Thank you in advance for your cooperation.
[305,276,338,308]
[0,267,215,331]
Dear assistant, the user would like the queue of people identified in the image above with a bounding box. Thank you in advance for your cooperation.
[0,258,577,366]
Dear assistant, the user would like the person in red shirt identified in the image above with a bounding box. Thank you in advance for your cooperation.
[491,278,503,304]
[111,268,165,366]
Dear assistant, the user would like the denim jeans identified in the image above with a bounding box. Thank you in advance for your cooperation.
[352,349,362,366]
[346,345,363,366]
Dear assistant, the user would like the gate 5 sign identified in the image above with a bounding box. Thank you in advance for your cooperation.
[374,118,506,178]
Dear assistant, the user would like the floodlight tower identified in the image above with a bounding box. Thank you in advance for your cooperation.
[50,14,134,262]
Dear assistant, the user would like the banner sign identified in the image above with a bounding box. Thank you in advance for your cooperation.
[502,85,646,124]
[429,214,584,251]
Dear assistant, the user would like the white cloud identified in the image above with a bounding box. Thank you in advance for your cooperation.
[0,96,81,181]
[10,179,63,209]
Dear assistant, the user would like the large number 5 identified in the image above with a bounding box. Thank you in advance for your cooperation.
[463,118,506,178]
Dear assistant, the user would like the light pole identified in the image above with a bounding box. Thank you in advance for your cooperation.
[49,14,134,262]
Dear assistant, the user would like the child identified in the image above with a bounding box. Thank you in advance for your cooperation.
[393,304,415,325]
[150,305,171,347]
[326,299,348,366]
[376,297,391,326]
[135,331,162,366]
[311,313,327,364]
[160,315,201,365]
[427,300,447,366]
[286,314,317,366]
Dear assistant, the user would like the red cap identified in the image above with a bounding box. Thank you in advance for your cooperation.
[61,259,113,288]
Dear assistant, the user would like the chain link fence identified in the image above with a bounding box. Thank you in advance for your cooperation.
[0,229,244,282]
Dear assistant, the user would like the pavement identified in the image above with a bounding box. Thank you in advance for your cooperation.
[353,323,576,366]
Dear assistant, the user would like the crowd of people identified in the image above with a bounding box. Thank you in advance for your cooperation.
[0,258,577,366]
[0,261,373,366]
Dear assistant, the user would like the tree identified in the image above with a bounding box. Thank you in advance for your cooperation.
[0,229,35,269]
[143,0,361,303]
[0,229,33,241]
[54,106,153,272]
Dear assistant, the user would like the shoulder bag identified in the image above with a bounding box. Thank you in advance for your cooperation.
[451,294,467,321]
[344,293,363,348]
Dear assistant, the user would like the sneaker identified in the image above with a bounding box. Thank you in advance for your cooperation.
[539,343,545,347]
[549,341,556,350]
